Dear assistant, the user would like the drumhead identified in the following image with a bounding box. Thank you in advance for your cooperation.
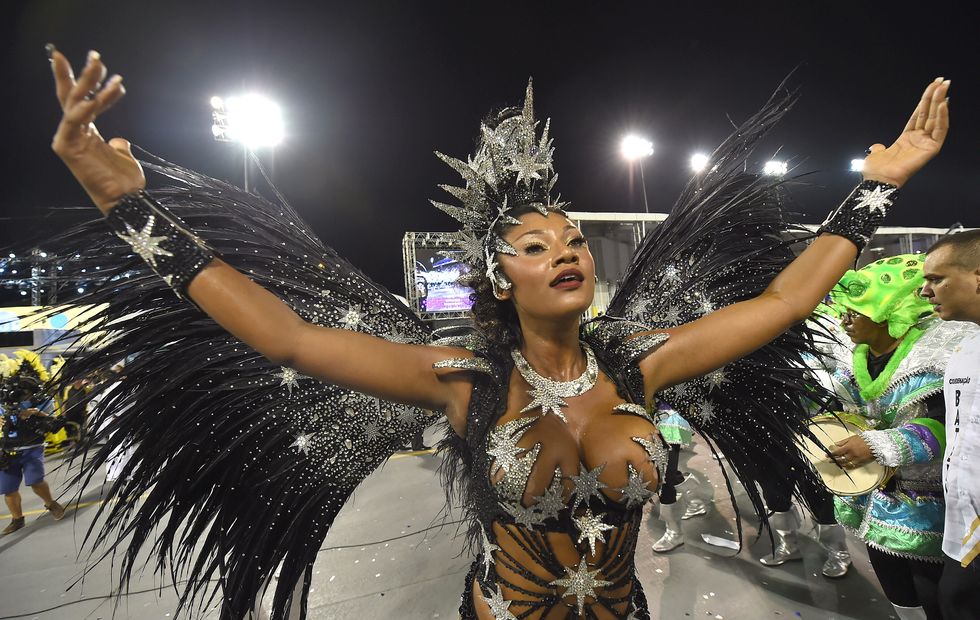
[800,416,887,496]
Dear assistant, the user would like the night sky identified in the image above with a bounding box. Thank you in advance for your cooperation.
[4,1,977,294]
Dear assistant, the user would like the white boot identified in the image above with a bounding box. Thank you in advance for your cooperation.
[890,604,927,620]
[682,496,708,520]
[653,502,685,552]
[816,524,851,578]
[759,510,802,566]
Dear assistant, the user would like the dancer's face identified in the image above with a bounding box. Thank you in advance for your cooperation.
[496,211,596,322]
[922,246,980,323]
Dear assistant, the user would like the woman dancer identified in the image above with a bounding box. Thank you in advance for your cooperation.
[45,45,949,619]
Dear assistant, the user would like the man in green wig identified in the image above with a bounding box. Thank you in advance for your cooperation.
[827,253,977,620]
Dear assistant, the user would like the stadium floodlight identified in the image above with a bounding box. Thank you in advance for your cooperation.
[620,135,654,161]
[211,94,284,149]
[690,153,710,173]
[850,158,865,172]
[763,160,788,176]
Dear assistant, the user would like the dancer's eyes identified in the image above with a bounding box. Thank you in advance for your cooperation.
[568,237,587,247]
[523,243,547,254]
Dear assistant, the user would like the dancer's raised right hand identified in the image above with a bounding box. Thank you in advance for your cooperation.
[48,45,144,215]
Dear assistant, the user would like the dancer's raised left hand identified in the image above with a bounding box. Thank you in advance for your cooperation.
[862,78,950,188]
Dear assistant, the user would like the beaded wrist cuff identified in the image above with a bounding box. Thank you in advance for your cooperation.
[105,191,215,299]
[818,180,900,251]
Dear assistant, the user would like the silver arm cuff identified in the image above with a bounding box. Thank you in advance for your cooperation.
[860,429,905,468]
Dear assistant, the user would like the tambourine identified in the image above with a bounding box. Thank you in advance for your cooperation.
[799,413,894,496]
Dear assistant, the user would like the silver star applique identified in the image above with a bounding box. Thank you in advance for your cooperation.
[480,584,518,620]
[506,501,545,528]
[496,443,541,503]
[115,215,174,269]
[573,509,614,557]
[570,463,608,509]
[362,421,380,442]
[339,305,365,331]
[706,368,730,390]
[616,463,654,508]
[853,185,897,216]
[395,405,419,425]
[488,417,536,475]
[662,264,682,283]
[632,435,669,476]
[274,366,300,395]
[698,295,716,315]
[697,400,717,423]
[530,468,566,522]
[505,149,549,186]
[520,386,569,422]
[549,557,613,617]
[480,529,500,580]
[290,432,315,456]
[457,231,486,267]
[661,305,683,326]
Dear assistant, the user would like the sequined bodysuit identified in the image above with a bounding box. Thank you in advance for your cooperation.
[444,344,669,620]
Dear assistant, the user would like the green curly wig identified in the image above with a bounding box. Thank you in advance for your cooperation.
[830,253,935,339]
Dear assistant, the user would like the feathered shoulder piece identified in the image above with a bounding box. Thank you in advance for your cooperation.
[596,84,834,539]
[36,156,435,620]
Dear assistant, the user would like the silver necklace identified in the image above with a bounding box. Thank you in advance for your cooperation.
[511,343,598,423]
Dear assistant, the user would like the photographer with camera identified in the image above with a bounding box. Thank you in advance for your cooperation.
[1,360,67,536]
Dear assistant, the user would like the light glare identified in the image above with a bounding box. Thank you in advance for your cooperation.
[223,94,284,149]
[763,160,788,176]
[690,153,710,172]
[621,135,654,161]
[850,158,865,172]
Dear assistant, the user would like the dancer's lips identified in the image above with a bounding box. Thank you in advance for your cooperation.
[550,268,585,289]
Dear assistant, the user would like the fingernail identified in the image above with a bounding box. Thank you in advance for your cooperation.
[86,50,100,64]
[45,43,56,60]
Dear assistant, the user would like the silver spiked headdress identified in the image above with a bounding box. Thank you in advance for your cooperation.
[431,80,568,296]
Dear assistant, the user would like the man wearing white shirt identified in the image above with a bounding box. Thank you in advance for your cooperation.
[921,229,980,617]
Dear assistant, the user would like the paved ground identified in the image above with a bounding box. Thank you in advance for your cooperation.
[1,431,900,619]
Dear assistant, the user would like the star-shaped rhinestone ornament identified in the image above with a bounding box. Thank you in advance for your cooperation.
[480,529,500,580]
[574,509,614,556]
[570,463,608,509]
[632,436,669,478]
[616,463,654,508]
[511,345,598,424]
[274,366,300,395]
[480,584,518,620]
[496,443,542,503]
[339,305,365,331]
[505,148,549,185]
[290,432,315,456]
[487,417,536,475]
[613,403,656,425]
[115,215,174,269]
[520,387,570,422]
[852,185,897,216]
[506,501,546,528]
[549,557,613,617]
[531,469,566,521]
